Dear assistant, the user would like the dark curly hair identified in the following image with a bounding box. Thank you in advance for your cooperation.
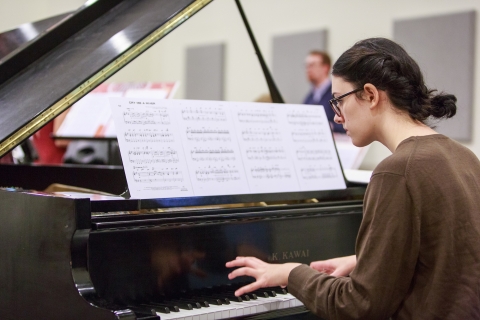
[332,38,456,123]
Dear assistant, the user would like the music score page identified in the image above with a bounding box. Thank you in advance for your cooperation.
[110,98,346,199]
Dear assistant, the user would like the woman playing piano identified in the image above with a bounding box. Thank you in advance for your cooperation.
[226,37,480,319]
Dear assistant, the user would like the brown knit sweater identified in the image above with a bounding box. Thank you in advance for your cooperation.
[288,135,480,319]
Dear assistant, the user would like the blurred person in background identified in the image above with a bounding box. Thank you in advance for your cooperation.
[303,50,345,133]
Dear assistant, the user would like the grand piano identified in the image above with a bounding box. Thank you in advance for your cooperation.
[0,1,366,319]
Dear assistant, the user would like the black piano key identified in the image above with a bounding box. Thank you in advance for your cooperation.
[184,298,210,308]
[199,297,223,305]
[147,302,180,313]
[254,291,271,298]
[164,300,193,310]
[223,289,253,301]
[208,295,231,305]
[194,291,231,305]
[255,289,277,297]
[208,292,240,302]
[125,306,159,319]
[139,303,170,314]
[176,294,209,307]
[222,293,243,302]
[177,299,203,309]
[273,287,288,295]
[126,306,157,315]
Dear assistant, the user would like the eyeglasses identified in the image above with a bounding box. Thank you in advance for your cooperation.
[329,88,363,117]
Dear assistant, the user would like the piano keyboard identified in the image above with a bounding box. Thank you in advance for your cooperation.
[134,287,304,320]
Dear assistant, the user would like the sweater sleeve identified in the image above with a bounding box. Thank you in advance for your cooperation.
[288,172,420,319]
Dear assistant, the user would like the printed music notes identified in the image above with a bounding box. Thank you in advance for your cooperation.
[181,107,227,122]
[133,169,183,183]
[128,148,179,164]
[246,147,287,161]
[124,129,174,143]
[186,127,232,142]
[296,147,332,161]
[110,98,346,199]
[237,109,277,123]
[123,109,170,125]
[241,127,282,142]
[191,147,236,162]
[195,165,242,182]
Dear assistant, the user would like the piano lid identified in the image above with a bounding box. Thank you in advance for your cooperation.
[0,0,212,157]
[0,13,69,61]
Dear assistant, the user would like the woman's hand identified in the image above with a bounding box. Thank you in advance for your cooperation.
[226,256,301,296]
[309,255,357,277]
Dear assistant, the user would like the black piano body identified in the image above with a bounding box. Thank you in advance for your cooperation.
[1,184,364,320]
[0,0,366,319]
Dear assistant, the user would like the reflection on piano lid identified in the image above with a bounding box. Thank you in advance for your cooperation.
[0,0,366,319]
[0,12,69,61]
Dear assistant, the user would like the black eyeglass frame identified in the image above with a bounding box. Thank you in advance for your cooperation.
[329,88,363,117]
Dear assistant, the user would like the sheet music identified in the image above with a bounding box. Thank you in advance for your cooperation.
[56,81,179,138]
[110,98,346,199]
[57,92,122,137]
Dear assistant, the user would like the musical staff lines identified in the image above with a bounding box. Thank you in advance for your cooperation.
[195,166,241,182]
[237,110,277,123]
[112,97,347,198]
[181,107,227,122]
[287,111,323,126]
[124,129,174,143]
[296,147,332,161]
[128,148,179,164]
[123,109,170,125]
[186,127,231,142]
[246,146,287,161]
[291,129,325,142]
[251,166,292,180]
[301,166,337,179]
[191,147,235,162]
[242,127,282,142]
[133,169,183,183]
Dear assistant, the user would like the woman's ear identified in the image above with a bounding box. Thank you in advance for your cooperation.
[363,83,380,110]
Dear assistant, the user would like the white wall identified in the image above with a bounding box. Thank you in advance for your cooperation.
[1,0,479,169]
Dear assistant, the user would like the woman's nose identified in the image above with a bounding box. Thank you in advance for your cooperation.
[334,113,344,124]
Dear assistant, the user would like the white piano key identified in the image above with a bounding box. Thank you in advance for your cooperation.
[227,300,253,316]
[155,292,304,320]
[157,303,232,320]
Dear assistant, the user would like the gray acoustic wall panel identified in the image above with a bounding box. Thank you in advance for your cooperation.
[272,30,327,104]
[394,11,476,141]
[185,43,225,100]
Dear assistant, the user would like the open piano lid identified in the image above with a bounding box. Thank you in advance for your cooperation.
[0,0,363,209]
[0,0,212,157]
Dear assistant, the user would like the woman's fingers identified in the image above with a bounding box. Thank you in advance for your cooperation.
[226,256,262,268]
[234,281,262,296]
[228,267,257,280]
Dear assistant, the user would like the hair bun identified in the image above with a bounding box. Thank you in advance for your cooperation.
[430,93,457,119]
